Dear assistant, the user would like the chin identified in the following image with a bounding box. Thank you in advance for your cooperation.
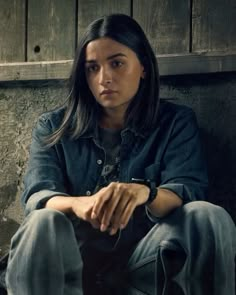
[98,99,131,111]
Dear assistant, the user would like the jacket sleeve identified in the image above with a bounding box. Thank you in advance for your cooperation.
[158,107,208,202]
[146,107,208,222]
[22,115,69,216]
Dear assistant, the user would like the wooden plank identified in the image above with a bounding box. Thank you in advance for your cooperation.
[77,0,130,39]
[192,0,236,53]
[0,60,72,81]
[27,0,76,61]
[158,53,236,76]
[1,54,236,81]
[133,0,190,54]
[0,1,25,62]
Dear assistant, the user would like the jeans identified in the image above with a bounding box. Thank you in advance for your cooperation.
[6,201,236,295]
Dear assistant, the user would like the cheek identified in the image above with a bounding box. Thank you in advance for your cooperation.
[124,71,142,92]
[87,77,98,94]
[126,65,143,84]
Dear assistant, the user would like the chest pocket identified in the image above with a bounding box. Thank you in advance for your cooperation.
[145,162,161,184]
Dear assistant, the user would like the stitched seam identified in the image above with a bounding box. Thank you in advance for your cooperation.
[128,254,156,272]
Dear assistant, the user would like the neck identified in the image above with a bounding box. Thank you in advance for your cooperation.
[100,109,124,130]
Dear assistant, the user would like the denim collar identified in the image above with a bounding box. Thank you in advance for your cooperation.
[79,122,149,140]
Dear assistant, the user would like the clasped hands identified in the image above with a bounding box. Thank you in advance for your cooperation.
[71,182,149,235]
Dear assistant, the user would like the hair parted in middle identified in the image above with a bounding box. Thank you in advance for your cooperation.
[48,14,160,145]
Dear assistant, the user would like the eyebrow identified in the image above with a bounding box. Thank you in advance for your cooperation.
[85,53,127,63]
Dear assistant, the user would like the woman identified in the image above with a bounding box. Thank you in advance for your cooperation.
[6,14,235,295]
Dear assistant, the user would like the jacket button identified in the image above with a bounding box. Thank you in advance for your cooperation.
[86,190,91,196]
[97,159,103,165]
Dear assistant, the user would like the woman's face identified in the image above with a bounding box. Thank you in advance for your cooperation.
[85,37,145,115]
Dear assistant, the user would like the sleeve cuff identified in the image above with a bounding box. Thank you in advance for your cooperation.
[25,190,69,216]
[158,183,185,200]
[145,183,187,223]
[145,206,162,223]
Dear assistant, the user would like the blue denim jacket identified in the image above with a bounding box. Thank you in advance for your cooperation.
[22,101,208,251]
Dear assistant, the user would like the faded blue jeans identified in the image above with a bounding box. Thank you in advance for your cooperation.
[6,201,236,295]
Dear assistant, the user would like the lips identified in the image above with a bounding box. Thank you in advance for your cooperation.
[100,89,117,95]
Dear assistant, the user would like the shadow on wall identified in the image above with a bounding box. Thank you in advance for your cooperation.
[160,72,236,225]
[201,129,236,222]
[0,184,20,256]
[0,217,19,257]
[0,183,17,214]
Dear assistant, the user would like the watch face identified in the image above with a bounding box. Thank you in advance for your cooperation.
[131,178,147,185]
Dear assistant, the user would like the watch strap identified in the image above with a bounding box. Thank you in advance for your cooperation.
[131,178,157,205]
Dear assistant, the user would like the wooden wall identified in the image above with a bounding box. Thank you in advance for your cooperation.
[0,1,25,62]
[0,0,235,63]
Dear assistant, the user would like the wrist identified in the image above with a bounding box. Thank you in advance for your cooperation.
[46,196,75,214]
[131,178,158,205]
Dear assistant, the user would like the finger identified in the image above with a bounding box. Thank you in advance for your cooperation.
[109,202,136,236]
[96,209,105,224]
[92,186,113,219]
[109,227,118,235]
[100,186,123,231]
[119,202,136,230]
[90,218,101,229]
[109,197,130,233]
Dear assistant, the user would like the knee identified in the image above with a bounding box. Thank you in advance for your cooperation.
[29,208,67,223]
[184,201,234,228]
[185,201,224,215]
[21,208,71,235]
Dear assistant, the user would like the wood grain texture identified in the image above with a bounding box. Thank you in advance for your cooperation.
[27,0,76,61]
[1,53,236,81]
[77,0,130,39]
[0,0,25,62]
[133,0,190,54]
[192,0,236,53]
[0,60,72,81]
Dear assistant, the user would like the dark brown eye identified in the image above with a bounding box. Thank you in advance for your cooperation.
[86,64,99,73]
[111,60,123,68]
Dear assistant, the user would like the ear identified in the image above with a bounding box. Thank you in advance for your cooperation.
[141,69,146,79]
[141,65,146,79]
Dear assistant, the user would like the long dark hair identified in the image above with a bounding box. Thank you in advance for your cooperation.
[47,14,160,145]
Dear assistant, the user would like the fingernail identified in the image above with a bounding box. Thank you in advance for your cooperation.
[110,228,116,235]
[101,224,106,232]
[91,212,97,219]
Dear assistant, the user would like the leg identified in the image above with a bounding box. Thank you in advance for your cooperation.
[126,201,236,294]
[6,208,83,295]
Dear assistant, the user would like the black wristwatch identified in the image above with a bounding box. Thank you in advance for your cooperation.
[131,178,157,205]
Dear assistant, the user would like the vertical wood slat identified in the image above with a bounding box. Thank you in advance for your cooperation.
[27,0,76,62]
[0,0,25,63]
[133,0,190,55]
[77,0,131,40]
[192,0,236,53]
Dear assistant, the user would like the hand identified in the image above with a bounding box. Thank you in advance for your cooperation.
[71,196,103,229]
[91,182,150,235]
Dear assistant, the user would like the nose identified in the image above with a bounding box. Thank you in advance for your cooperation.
[99,66,112,86]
